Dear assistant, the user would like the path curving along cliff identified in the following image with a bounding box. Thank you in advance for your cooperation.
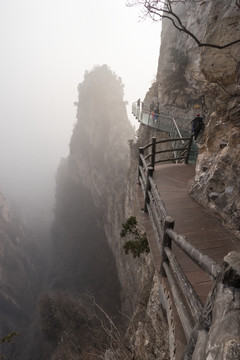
[137,127,240,359]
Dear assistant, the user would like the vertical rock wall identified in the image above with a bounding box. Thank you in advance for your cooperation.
[126,1,240,357]
[0,193,43,354]
[152,0,240,238]
[51,65,152,316]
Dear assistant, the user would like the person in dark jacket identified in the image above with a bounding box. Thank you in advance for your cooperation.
[150,101,155,113]
[191,114,205,140]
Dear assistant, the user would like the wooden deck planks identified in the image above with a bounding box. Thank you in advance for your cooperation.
[152,163,240,302]
[136,161,240,356]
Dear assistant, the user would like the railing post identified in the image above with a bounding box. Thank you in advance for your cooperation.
[183,251,240,360]
[169,119,172,137]
[157,115,160,129]
[185,134,194,164]
[178,139,181,163]
[151,137,156,171]
[144,167,153,212]
[160,216,175,276]
[138,147,144,184]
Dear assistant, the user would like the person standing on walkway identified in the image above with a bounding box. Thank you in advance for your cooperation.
[153,105,160,125]
[148,101,155,124]
[136,98,141,119]
[191,114,205,140]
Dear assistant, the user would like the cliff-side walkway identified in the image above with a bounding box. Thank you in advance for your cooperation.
[137,162,240,358]
[138,163,240,303]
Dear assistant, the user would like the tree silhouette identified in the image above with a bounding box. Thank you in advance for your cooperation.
[127,0,240,49]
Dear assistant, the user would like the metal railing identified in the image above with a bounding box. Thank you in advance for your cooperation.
[139,135,193,174]
[132,101,198,163]
[132,101,176,133]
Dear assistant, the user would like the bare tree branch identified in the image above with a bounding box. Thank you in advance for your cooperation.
[87,292,133,359]
[127,0,240,49]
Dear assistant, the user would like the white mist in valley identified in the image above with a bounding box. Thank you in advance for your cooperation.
[0,0,160,222]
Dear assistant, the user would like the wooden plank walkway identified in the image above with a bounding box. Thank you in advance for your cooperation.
[141,163,240,303]
[137,162,240,358]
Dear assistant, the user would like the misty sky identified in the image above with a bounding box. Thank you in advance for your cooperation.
[0,0,161,212]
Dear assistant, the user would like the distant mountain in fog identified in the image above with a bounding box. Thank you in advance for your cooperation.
[34,65,133,359]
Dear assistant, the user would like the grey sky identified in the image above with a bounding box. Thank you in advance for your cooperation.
[0,0,160,211]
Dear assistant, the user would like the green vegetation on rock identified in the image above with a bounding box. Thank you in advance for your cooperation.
[121,216,150,258]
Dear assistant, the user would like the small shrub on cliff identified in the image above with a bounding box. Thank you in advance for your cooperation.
[162,47,189,92]
[0,332,21,360]
[120,216,150,258]
[169,48,189,70]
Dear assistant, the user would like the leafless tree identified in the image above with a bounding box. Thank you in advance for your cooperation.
[89,293,133,360]
[127,0,240,49]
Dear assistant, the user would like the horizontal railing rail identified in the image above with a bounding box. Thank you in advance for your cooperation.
[166,228,221,280]
[139,135,193,173]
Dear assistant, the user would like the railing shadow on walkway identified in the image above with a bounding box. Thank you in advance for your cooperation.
[136,105,240,359]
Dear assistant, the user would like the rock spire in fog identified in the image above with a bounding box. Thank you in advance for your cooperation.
[69,64,133,208]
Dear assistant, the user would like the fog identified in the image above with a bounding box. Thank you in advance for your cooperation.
[0,0,160,218]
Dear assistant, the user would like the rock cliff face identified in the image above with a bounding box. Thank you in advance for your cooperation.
[47,65,169,359]
[147,0,240,238]
[122,1,240,357]
[0,192,43,356]
[65,65,165,319]
[67,65,136,312]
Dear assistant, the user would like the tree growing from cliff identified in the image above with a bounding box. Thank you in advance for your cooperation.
[127,0,240,49]
[162,47,189,92]
[120,216,150,258]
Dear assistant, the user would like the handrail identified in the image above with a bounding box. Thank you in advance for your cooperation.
[138,155,206,341]
[132,101,182,135]
[133,101,198,164]
[171,117,183,141]
[137,144,239,357]
[164,246,203,321]
[166,228,220,280]
[132,101,187,136]
[139,136,193,170]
